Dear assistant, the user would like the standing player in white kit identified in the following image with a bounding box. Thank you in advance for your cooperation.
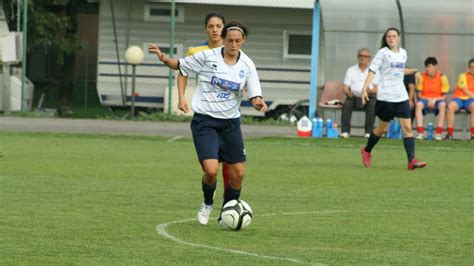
[360,27,427,170]
[149,21,267,225]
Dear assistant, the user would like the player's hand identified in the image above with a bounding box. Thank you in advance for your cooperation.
[148,43,166,62]
[178,99,189,113]
[251,97,267,112]
[361,90,369,106]
[427,99,436,109]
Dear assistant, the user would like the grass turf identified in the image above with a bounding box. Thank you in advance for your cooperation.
[0,132,472,264]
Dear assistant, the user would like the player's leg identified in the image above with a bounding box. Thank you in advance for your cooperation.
[435,100,446,140]
[468,100,474,139]
[399,101,426,169]
[222,162,229,198]
[224,162,245,204]
[191,114,220,224]
[361,101,391,168]
[415,99,427,139]
[364,95,377,137]
[446,99,460,139]
[219,118,246,206]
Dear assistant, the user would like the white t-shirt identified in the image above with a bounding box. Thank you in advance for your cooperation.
[344,64,379,97]
[369,47,409,102]
[178,47,262,119]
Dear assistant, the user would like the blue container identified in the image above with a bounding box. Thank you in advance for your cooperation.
[312,118,323,138]
[427,123,433,140]
[326,119,333,129]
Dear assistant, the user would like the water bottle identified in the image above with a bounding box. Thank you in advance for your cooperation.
[427,122,433,140]
[387,120,393,138]
[326,119,333,129]
[394,120,401,139]
[318,118,324,129]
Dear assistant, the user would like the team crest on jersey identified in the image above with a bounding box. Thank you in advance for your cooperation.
[211,76,241,91]
[239,69,245,79]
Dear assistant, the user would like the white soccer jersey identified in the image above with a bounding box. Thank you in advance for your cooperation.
[178,47,262,119]
[344,64,379,97]
[369,47,409,102]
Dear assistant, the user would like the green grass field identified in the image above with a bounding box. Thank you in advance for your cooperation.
[0,132,472,265]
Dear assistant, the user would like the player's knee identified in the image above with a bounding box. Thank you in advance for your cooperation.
[204,168,219,180]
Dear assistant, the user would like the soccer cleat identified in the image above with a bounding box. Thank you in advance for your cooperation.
[444,134,454,141]
[340,132,349,139]
[434,134,442,141]
[197,202,213,225]
[407,159,427,170]
[360,147,372,168]
[416,134,424,140]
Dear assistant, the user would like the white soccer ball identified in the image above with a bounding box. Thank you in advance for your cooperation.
[221,199,253,230]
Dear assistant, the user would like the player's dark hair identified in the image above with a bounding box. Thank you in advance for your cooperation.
[204,12,225,26]
[380,27,400,49]
[221,21,249,39]
[424,57,438,67]
[468,58,474,66]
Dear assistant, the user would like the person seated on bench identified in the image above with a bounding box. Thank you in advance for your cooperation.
[415,57,449,140]
[445,58,474,140]
[340,48,379,138]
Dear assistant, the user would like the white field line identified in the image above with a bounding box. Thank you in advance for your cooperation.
[166,136,183,142]
[156,218,312,265]
[156,209,454,264]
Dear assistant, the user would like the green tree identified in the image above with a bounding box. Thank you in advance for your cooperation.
[2,0,92,103]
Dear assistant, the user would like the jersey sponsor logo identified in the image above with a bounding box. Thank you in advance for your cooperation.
[391,62,405,69]
[211,76,241,91]
[212,64,218,71]
[239,69,245,79]
[216,91,231,99]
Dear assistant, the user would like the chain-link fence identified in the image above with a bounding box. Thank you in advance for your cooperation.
[1,0,319,120]
[1,0,473,127]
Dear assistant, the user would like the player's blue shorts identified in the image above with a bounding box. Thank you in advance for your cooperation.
[375,100,411,122]
[417,99,447,116]
[451,98,474,112]
[190,113,246,164]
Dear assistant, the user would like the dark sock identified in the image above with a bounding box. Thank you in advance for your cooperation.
[365,133,380,153]
[403,137,415,162]
[202,181,216,205]
[223,185,241,207]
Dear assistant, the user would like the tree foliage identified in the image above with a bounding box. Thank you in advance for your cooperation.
[2,0,81,66]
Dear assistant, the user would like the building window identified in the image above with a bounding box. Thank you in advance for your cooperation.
[144,43,183,60]
[283,30,312,59]
[144,3,184,22]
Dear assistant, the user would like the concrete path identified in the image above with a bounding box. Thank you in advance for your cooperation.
[0,117,296,138]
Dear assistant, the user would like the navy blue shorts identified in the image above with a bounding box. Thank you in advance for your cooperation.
[375,100,411,122]
[190,113,246,164]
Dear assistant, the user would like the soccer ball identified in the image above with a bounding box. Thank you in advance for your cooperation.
[220,199,253,230]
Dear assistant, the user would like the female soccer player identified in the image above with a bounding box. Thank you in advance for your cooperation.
[149,21,267,225]
[360,27,427,170]
[176,12,231,206]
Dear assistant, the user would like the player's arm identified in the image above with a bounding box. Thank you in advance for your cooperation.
[458,74,474,98]
[177,73,189,113]
[246,61,267,112]
[440,75,450,100]
[360,71,376,105]
[342,69,353,98]
[404,68,419,75]
[148,43,179,69]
